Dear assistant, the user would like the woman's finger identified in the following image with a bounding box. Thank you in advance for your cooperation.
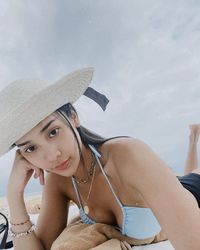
[32,167,41,177]
[122,241,132,250]
[120,241,127,250]
[34,171,38,178]
[39,170,45,185]
[32,168,44,185]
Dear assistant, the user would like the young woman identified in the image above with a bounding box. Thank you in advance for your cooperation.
[1,67,200,250]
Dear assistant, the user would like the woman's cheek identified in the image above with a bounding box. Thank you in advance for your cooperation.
[20,153,38,168]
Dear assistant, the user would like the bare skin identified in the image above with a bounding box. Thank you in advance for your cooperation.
[7,115,200,250]
[185,124,200,175]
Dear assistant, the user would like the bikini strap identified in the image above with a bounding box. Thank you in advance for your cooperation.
[88,144,123,209]
[71,176,84,209]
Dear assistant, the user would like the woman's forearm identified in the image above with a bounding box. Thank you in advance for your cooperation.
[7,192,45,250]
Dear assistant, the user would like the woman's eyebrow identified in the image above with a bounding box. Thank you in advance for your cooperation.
[16,119,56,147]
[40,119,56,133]
[16,140,31,147]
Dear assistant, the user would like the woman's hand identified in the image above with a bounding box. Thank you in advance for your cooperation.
[7,149,45,195]
[120,241,132,250]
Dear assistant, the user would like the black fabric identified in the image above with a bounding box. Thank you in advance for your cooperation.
[0,213,13,249]
[102,136,131,143]
[177,173,200,208]
[83,87,109,111]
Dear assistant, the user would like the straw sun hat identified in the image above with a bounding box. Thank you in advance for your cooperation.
[0,67,95,157]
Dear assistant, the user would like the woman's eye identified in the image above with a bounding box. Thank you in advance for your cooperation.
[49,128,59,138]
[25,146,35,153]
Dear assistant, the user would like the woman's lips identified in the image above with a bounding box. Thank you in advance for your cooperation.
[55,159,70,170]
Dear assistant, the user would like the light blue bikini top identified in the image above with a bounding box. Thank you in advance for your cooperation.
[71,144,161,240]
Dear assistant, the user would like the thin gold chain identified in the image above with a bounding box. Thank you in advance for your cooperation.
[74,157,96,214]
[74,152,96,184]
[78,163,96,204]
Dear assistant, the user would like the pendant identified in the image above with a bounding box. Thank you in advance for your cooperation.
[84,205,90,214]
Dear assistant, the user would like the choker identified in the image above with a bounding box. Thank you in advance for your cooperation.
[73,151,96,184]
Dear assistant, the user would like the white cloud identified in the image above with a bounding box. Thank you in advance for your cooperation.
[1,0,200,195]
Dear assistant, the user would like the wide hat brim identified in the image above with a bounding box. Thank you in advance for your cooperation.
[0,67,94,157]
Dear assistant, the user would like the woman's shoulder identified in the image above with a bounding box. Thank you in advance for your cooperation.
[101,136,144,161]
[99,137,144,172]
[100,137,156,179]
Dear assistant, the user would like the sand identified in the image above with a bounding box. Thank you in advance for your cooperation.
[0,193,42,223]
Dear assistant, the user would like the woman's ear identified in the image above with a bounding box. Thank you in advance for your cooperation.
[71,111,80,127]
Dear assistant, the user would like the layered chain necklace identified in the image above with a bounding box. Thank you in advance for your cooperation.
[75,152,96,184]
[73,151,96,214]
[78,163,96,214]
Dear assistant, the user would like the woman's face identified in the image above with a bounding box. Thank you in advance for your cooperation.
[15,113,81,177]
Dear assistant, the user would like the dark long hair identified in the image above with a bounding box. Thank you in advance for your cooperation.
[56,103,109,150]
[55,103,112,171]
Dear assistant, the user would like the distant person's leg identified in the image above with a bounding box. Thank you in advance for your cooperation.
[176,125,200,210]
[184,124,200,174]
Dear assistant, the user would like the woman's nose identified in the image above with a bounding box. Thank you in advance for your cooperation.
[44,146,61,162]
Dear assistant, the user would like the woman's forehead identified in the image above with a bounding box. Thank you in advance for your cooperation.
[16,114,59,144]
[37,114,58,127]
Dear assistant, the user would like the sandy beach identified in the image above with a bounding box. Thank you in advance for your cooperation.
[0,196,8,207]
[0,193,78,224]
[0,196,10,224]
[0,193,42,206]
[0,193,42,223]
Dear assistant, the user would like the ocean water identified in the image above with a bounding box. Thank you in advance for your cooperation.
[0,177,43,197]
[0,166,182,197]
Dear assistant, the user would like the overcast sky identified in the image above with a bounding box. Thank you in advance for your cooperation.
[1,0,200,196]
